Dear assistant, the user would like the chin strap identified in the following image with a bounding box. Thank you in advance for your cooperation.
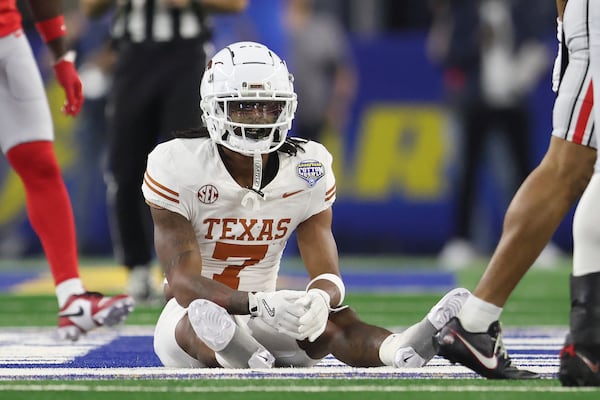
[241,151,265,210]
[251,151,264,196]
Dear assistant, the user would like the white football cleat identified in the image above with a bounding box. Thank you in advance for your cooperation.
[58,292,135,341]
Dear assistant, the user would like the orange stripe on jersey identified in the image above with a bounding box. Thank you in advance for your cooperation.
[145,171,179,196]
[573,82,594,144]
[325,184,336,202]
[326,184,336,196]
[144,171,179,203]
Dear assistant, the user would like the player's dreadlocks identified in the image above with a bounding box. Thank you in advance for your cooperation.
[171,127,307,156]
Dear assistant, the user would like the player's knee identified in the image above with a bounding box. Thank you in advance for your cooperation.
[7,141,61,181]
[544,139,594,198]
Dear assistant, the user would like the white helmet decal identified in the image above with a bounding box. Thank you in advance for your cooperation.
[200,42,297,155]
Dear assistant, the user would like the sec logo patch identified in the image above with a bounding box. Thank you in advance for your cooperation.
[198,184,219,204]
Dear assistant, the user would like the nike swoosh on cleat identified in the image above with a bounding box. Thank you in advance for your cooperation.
[578,352,600,373]
[403,355,414,363]
[261,299,276,317]
[58,306,85,318]
[258,354,270,362]
[453,331,499,370]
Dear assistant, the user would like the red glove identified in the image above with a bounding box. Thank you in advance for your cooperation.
[53,51,84,116]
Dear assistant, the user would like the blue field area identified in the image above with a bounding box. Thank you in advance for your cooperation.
[71,336,162,368]
[342,270,455,292]
[0,271,42,292]
[0,334,161,369]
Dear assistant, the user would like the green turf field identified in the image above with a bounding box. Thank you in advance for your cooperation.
[0,379,599,400]
[1,258,598,399]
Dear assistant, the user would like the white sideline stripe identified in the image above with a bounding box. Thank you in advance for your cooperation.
[0,384,597,393]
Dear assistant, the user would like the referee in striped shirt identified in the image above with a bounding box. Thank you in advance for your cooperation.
[82,0,248,301]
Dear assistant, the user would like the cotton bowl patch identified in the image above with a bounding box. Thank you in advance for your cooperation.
[297,160,324,186]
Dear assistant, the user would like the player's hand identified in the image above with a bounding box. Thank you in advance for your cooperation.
[295,289,330,342]
[552,18,563,93]
[248,290,307,339]
[53,51,84,116]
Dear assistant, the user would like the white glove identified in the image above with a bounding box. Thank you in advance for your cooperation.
[295,289,331,342]
[248,290,307,339]
[552,18,564,93]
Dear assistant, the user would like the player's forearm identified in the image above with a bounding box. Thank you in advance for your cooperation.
[26,0,62,20]
[167,266,249,314]
[156,247,249,314]
[26,0,69,61]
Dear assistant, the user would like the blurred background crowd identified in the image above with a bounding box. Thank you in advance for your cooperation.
[0,0,564,271]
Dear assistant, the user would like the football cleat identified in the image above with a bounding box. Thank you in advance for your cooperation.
[435,317,540,379]
[58,292,135,341]
[559,335,600,386]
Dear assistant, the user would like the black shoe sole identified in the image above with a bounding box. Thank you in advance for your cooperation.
[559,353,600,387]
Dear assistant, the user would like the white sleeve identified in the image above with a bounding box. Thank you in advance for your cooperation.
[142,146,191,219]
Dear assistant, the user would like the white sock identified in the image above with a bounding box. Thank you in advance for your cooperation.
[55,278,85,308]
[457,295,502,333]
[573,174,600,276]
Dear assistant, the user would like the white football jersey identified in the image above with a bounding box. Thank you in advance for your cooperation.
[142,137,336,292]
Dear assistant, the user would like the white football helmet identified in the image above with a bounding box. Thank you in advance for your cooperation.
[200,42,297,155]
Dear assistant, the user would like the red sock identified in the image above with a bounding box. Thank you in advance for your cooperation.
[7,141,79,285]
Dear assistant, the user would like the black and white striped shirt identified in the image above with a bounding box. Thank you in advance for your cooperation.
[111,0,211,43]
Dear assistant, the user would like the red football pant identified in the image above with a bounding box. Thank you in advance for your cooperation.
[6,141,79,285]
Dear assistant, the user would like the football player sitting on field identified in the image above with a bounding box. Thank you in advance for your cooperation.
[142,41,469,368]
